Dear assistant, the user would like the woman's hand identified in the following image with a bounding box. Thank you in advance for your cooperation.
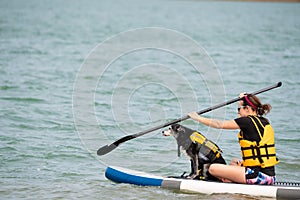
[239,92,246,99]
[188,111,200,121]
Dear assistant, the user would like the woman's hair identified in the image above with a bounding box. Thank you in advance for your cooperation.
[243,94,272,116]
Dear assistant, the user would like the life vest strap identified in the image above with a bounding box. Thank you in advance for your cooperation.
[241,144,275,163]
[243,154,276,160]
[249,116,263,139]
[241,144,275,151]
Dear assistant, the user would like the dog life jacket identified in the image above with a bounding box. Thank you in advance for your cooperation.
[238,116,279,168]
[190,132,222,162]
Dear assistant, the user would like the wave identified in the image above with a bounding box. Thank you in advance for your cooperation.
[1,97,45,103]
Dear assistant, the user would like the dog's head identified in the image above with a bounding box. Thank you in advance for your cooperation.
[162,124,194,156]
[163,124,190,143]
[162,124,183,136]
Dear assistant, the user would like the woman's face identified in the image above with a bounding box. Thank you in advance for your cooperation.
[238,100,249,117]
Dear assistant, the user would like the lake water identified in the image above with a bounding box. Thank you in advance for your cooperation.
[1,0,299,199]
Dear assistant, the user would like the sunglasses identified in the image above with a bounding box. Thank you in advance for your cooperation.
[237,106,247,112]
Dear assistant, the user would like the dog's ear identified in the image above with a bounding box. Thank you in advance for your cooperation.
[176,125,185,133]
[171,124,180,130]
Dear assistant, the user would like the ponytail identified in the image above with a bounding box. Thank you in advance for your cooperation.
[258,103,272,116]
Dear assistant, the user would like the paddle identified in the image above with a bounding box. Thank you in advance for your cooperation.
[97,82,282,156]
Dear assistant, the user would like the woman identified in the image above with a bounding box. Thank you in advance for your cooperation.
[188,93,279,185]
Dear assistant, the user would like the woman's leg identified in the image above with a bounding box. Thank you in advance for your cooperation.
[208,163,246,183]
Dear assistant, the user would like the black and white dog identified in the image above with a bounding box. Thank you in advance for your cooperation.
[162,124,226,181]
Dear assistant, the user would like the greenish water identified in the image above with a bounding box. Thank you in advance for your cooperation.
[1,0,299,199]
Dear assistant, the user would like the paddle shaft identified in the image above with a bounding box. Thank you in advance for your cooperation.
[97,82,282,155]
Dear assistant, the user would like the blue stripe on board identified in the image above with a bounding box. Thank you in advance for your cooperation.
[105,167,163,186]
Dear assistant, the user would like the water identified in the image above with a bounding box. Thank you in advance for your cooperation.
[1,0,299,199]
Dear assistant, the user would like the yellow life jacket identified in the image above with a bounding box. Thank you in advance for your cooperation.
[238,116,279,168]
[190,131,222,161]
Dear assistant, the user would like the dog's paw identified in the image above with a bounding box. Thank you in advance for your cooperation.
[187,174,199,179]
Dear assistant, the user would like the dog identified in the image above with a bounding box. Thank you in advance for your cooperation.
[162,123,226,181]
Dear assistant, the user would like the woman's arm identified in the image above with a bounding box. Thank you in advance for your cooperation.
[188,112,240,130]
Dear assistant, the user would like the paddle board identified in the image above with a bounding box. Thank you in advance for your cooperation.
[105,166,300,199]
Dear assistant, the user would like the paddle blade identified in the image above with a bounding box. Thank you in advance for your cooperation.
[97,144,117,156]
[97,135,136,156]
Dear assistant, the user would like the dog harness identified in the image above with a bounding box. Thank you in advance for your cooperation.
[238,116,279,168]
[190,132,222,161]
